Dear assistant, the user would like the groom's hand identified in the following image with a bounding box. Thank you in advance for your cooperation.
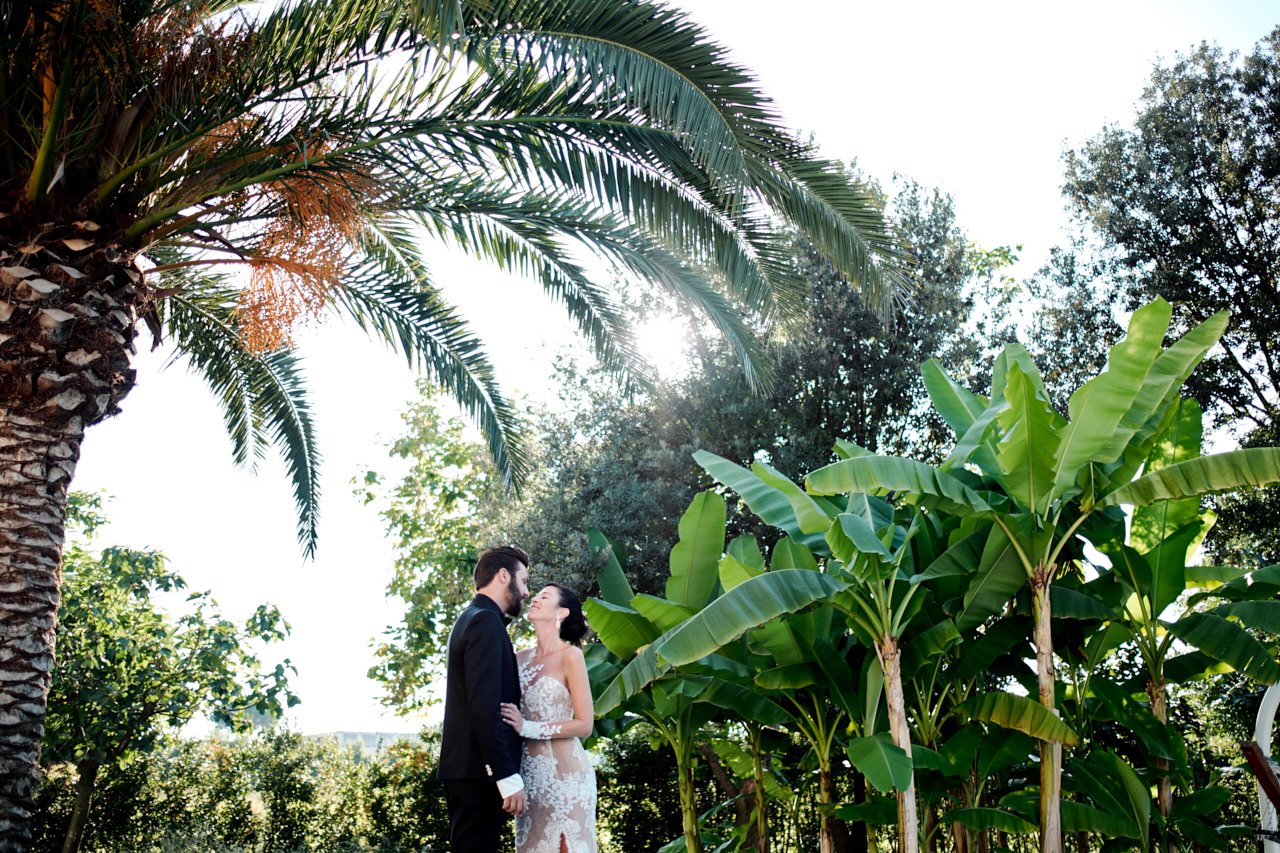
[503,789,527,816]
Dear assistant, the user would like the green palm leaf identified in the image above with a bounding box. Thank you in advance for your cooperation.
[165,288,321,556]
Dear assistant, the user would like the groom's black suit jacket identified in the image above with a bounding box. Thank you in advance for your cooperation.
[437,595,522,784]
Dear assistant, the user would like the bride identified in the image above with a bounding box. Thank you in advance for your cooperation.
[500,583,597,853]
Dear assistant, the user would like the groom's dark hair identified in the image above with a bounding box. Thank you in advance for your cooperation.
[474,545,530,589]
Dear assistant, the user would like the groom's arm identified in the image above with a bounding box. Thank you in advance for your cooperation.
[461,610,523,784]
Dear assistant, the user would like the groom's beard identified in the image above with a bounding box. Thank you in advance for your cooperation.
[505,577,525,617]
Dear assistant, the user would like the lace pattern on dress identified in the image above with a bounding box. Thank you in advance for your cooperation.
[513,660,597,853]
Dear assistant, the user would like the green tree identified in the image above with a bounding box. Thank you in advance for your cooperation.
[1062,29,1280,433]
[473,177,1005,595]
[45,493,296,853]
[0,0,907,840]
[357,380,504,713]
[1061,28,1280,568]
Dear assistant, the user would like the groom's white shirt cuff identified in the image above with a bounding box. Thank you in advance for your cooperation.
[496,773,524,797]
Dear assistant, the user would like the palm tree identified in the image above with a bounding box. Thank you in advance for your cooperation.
[0,0,904,844]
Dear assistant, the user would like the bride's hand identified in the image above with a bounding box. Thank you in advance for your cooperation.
[500,702,524,731]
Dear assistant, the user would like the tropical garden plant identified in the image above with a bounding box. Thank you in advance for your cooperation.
[591,296,1280,853]
[0,0,908,844]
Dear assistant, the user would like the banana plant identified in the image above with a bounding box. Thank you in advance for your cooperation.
[1084,396,1280,835]
[804,297,1280,853]
[723,538,893,853]
[588,493,846,853]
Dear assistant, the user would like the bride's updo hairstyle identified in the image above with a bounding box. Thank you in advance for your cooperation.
[549,583,590,646]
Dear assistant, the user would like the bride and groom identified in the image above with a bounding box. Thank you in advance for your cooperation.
[438,546,597,853]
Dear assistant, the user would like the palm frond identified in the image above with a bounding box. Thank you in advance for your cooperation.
[337,224,529,489]
[162,278,322,556]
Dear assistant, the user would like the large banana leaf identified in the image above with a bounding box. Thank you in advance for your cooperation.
[727,535,765,570]
[951,617,1031,681]
[1069,751,1151,848]
[1093,309,1228,476]
[694,679,794,727]
[1168,613,1280,683]
[754,460,833,535]
[632,594,698,632]
[996,362,1063,514]
[755,663,819,691]
[718,554,763,591]
[921,358,988,438]
[1049,298,1171,502]
[666,491,726,608]
[826,513,892,564]
[1128,399,1204,553]
[595,569,846,715]
[957,525,1028,632]
[1214,600,1280,633]
[942,808,1037,835]
[1100,447,1280,508]
[845,733,912,793]
[749,618,806,667]
[771,537,819,571]
[806,455,995,517]
[694,450,828,551]
[583,599,660,659]
[588,528,634,607]
[1059,801,1141,839]
[961,690,1079,745]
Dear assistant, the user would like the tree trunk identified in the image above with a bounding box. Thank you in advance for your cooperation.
[1148,676,1172,853]
[698,742,756,841]
[0,228,141,850]
[880,636,919,853]
[819,763,837,853]
[674,734,702,853]
[61,758,101,853]
[1032,570,1064,853]
[849,770,868,853]
[750,726,769,853]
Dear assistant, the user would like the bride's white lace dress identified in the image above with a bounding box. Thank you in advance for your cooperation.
[515,659,597,853]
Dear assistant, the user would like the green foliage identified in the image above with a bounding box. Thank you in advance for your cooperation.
[49,494,297,759]
[34,730,453,853]
[461,174,1009,597]
[357,380,505,713]
[45,493,298,853]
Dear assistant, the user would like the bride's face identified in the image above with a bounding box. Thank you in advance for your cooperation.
[527,586,567,627]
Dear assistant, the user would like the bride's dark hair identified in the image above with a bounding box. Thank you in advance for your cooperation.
[548,583,590,646]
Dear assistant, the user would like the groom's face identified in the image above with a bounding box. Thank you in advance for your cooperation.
[504,564,530,617]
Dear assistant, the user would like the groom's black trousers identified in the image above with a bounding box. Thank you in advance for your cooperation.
[444,779,508,852]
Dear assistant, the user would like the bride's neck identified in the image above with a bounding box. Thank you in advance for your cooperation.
[533,624,565,656]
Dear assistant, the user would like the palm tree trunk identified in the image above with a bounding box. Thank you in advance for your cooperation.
[0,232,141,850]
[1032,570,1064,853]
[0,409,84,850]
[880,636,919,853]
[61,757,101,853]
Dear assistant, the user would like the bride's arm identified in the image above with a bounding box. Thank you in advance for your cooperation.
[500,647,594,739]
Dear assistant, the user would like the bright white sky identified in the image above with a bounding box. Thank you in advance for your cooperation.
[73,1,1278,735]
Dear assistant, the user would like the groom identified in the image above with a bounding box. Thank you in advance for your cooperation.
[438,545,531,852]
